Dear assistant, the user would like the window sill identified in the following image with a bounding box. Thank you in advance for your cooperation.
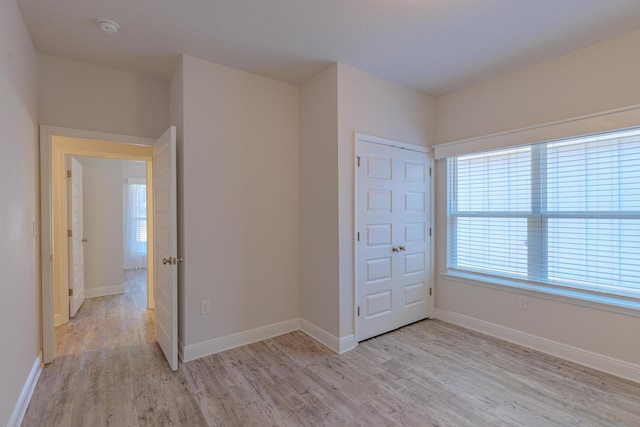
[440,271,640,318]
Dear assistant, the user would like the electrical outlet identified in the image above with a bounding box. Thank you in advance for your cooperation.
[200,299,211,315]
[517,295,528,310]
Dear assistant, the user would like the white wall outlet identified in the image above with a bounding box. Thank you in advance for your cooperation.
[200,299,211,315]
[517,295,528,310]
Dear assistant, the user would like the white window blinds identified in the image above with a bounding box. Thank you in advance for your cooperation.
[447,127,640,299]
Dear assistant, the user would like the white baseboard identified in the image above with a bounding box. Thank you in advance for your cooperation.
[181,319,300,362]
[8,353,43,427]
[298,319,356,354]
[299,319,340,353]
[181,318,360,362]
[85,283,125,298]
[338,334,357,354]
[435,308,640,384]
[54,313,64,326]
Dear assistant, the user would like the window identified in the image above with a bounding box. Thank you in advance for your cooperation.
[123,180,147,270]
[131,183,147,243]
[447,127,640,301]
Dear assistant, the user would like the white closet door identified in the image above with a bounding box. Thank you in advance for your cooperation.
[356,138,432,341]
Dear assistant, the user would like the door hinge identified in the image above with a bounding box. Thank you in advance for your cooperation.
[357,232,360,242]
[429,167,432,176]
[68,288,73,296]
[356,156,361,167]
[429,288,432,296]
[67,170,72,178]
[357,306,360,316]
[68,229,72,237]
[429,228,432,237]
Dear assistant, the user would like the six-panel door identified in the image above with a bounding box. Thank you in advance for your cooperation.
[357,140,431,341]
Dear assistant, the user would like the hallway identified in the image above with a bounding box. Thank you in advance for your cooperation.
[21,270,203,425]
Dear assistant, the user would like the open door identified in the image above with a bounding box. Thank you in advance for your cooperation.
[68,157,86,317]
[153,126,179,371]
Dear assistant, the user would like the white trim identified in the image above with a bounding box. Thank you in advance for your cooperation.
[338,335,357,354]
[40,125,156,364]
[84,284,126,298]
[435,308,640,384]
[40,125,156,146]
[433,104,640,159]
[54,313,64,326]
[181,319,300,362]
[8,353,43,427]
[299,318,350,353]
[355,132,429,153]
[180,319,356,362]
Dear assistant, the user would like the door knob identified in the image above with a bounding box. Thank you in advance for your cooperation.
[392,246,399,253]
[81,237,88,243]
[399,245,406,252]
[162,258,170,265]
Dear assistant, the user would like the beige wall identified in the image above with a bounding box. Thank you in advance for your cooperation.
[78,157,125,292]
[336,64,435,338]
[299,63,435,343]
[299,64,340,337]
[38,54,170,138]
[122,160,146,179]
[434,28,640,366]
[179,55,300,346]
[0,0,39,424]
[436,28,640,144]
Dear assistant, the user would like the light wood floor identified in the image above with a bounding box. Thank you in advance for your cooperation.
[24,271,640,426]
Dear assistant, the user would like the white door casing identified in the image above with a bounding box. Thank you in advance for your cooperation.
[153,126,179,371]
[356,134,432,341]
[68,157,85,317]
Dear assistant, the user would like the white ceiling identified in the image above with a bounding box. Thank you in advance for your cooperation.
[16,0,640,95]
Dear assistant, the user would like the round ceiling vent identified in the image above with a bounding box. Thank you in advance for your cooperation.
[97,18,120,34]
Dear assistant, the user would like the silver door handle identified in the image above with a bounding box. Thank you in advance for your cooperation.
[399,245,406,252]
[392,246,400,253]
[162,258,170,265]
[163,257,184,265]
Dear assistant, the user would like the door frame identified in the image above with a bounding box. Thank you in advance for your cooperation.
[353,132,435,342]
[40,125,155,364]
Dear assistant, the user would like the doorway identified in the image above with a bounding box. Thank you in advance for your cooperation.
[59,156,149,326]
[40,126,156,364]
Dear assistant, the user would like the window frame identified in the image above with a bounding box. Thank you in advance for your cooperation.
[443,126,640,316]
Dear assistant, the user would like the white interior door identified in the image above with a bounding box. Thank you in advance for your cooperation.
[153,126,178,371]
[356,138,432,341]
[68,157,85,317]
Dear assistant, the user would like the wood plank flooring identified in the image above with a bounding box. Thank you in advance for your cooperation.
[23,271,640,426]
